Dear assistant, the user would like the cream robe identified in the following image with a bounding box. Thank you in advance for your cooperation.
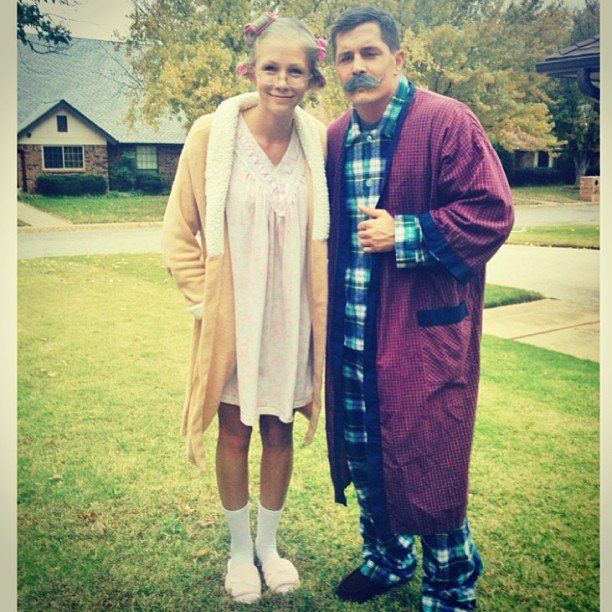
[162,93,329,474]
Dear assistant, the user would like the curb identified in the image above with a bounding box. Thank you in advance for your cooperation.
[18,221,164,233]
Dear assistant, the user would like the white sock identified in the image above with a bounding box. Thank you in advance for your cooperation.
[255,501,283,564]
[222,503,254,566]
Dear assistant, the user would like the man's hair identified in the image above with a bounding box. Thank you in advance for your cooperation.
[330,5,401,56]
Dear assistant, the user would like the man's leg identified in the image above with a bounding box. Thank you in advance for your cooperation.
[336,348,416,601]
[420,518,483,611]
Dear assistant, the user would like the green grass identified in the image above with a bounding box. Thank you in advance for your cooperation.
[484,284,544,308]
[19,184,585,225]
[18,253,598,610]
[508,225,599,249]
[511,184,582,205]
[18,192,168,224]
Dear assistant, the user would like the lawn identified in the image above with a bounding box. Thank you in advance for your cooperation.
[507,225,599,249]
[484,283,543,308]
[18,192,168,224]
[19,184,586,226]
[18,254,598,610]
[511,184,582,205]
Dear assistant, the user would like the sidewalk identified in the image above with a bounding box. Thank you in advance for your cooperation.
[17,201,73,228]
[483,299,599,362]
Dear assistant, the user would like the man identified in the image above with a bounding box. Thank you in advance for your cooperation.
[325,5,514,609]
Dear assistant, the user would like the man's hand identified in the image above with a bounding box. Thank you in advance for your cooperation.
[357,205,395,253]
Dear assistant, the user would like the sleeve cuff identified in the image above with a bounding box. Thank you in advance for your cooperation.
[187,302,203,319]
[394,214,435,268]
[417,211,473,283]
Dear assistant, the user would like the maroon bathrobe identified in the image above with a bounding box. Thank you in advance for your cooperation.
[325,87,514,536]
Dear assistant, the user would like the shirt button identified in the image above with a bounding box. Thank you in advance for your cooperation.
[366,135,373,142]
[365,179,371,187]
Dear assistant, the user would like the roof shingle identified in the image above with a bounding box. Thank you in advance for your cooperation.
[18,37,187,144]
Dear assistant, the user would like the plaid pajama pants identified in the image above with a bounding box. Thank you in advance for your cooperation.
[342,347,483,610]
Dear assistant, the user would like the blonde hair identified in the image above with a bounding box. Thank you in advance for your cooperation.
[244,17,326,89]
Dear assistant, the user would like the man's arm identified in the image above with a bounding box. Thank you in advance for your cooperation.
[417,106,514,283]
[356,206,435,267]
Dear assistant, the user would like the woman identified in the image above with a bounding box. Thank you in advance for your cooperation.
[162,13,329,605]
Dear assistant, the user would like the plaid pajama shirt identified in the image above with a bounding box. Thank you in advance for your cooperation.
[343,76,433,352]
[341,78,483,608]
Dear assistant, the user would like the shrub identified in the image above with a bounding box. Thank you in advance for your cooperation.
[109,165,137,191]
[109,153,137,191]
[136,172,167,195]
[508,168,566,186]
[36,173,107,196]
[494,146,515,181]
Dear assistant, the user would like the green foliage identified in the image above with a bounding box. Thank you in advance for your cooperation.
[508,168,566,186]
[401,0,571,150]
[571,0,599,42]
[35,174,107,196]
[120,0,572,150]
[136,172,168,195]
[545,1,599,185]
[109,153,168,194]
[109,153,137,191]
[17,0,72,52]
[109,166,137,191]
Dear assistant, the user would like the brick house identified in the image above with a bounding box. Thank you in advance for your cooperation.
[18,37,186,193]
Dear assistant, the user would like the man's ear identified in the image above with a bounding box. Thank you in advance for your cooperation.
[394,49,404,74]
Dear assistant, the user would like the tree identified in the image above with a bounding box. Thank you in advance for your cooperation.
[545,0,599,185]
[571,0,599,43]
[120,0,572,149]
[17,0,71,53]
[549,79,599,184]
[401,0,571,150]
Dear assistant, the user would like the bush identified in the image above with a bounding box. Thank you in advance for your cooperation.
[494,146,515,181]
[508,168,566,187]
[136,172,167,195]
[36,173,107,196]
[109,165,137,191]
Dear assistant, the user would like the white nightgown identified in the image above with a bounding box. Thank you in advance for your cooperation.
[220,114,313,426]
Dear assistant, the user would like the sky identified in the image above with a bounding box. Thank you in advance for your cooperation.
[42,0,134,41]
[39,0,589,42]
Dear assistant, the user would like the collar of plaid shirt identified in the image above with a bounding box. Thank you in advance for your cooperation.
[344,75,411,148]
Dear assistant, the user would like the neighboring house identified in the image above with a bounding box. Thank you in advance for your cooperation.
[18,37,187,193]
[513,150,556,170]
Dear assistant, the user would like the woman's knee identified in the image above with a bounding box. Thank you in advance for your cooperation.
[218,403,252,453]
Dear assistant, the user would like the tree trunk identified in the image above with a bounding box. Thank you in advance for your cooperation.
[573,154,590,188]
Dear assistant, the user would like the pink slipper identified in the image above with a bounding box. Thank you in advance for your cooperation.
[224,560,262,604]
[261,557,300,594]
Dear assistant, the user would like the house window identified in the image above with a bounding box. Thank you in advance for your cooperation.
[57,115,68,132]
[42,145,84,169]
[136,145,158,170]
[536,151,550,168]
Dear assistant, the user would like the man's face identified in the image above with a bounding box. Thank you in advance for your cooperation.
[334,22,403,114]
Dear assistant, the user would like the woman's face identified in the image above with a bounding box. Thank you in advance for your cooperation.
[250,36,311,117]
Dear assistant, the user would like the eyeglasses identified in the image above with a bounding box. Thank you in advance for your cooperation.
[257,67,310,86]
